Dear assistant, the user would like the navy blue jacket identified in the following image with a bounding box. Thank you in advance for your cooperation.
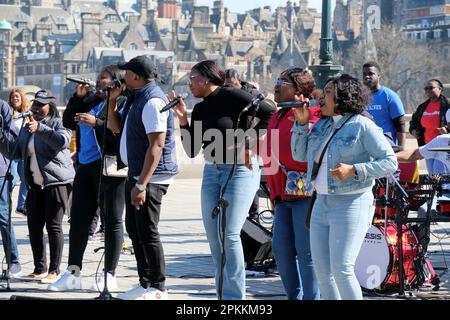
[0,99,19,177]
[120,82,178,178]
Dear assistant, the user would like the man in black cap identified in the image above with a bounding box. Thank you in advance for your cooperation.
[108,55,178,300]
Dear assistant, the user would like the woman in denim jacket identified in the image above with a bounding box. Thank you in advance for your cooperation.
[291,74,397,300]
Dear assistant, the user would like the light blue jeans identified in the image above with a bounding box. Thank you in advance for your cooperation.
[11,160,28,210]
[0,176,20,264]
[272,198,320,300]
[201,161,260,300]
[310,191,374,300]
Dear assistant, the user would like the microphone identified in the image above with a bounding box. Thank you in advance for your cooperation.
[277,101,309,109]
[160,93,189,113]
[242,93,267,112]
[97,79,123,93]
[14,110,35,119]
[66,76,96,87]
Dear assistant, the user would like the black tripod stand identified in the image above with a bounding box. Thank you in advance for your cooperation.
[389,174,439,297]
[211,95,265,300]
[0,114,25,291]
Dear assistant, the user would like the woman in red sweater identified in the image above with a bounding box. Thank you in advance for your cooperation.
[264,68,320,300]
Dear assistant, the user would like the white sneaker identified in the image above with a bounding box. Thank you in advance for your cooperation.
[47,270,82,291]
[116,284,168,300]
[9,263,22,278]
[90,272,118,292]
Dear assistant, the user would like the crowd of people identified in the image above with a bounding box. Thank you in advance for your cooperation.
[0,55,448,300]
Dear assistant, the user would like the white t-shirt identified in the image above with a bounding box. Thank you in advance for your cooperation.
[120,97,173,185]
[27,135,45,187]
[419,134,450,173]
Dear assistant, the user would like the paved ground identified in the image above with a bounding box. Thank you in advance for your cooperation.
[1,133,450,301]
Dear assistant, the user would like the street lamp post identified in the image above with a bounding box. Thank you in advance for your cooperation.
[309,0,344,89]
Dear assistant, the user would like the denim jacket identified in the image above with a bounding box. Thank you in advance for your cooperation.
[291,113,398,194]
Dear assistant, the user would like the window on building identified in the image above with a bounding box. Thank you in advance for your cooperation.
[127,43,138,50]
[0,33,5,41]
[54,64,61,73]
[57,24,68,31]
[45,64,51,73]
[36,65,43,75]
[26,66,33,75]
[16,22,27,29]
[17,66,24,75]
[71,64,77,74]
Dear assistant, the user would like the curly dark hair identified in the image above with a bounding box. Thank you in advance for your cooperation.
[280,67,316,98]
[326,74,371,115]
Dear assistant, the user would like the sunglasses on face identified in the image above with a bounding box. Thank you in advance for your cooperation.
[274,79,294,86]
[424,86,440,91]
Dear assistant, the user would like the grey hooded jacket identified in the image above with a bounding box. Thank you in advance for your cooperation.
[0,116,75,188]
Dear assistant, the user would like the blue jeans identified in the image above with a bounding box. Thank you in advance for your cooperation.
[310,191,374,300]
[272,199,320,300]
[201,161,260,300]
[0,176,20,264]
[11,160,28,210]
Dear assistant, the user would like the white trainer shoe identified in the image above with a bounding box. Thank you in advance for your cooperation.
[90,272,118,292]
[9,263,22,278]
[116,284,168,300]
[47,270,82,291]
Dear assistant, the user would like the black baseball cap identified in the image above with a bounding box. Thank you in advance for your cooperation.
[118,55,157,79]
[32,89,56,107]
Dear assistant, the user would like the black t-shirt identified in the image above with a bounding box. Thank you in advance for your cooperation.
[180,86,275,163]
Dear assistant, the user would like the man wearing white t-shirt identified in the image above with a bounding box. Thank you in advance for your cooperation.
[108,55,178,300]
[397,134,450,217]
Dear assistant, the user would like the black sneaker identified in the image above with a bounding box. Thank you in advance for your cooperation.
[16,208,27,216]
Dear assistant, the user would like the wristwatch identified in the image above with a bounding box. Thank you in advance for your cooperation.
[135,183,146,192]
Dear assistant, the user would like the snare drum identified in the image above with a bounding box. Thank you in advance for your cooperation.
[355,222,419,290]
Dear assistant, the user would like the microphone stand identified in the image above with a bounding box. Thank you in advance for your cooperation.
[95,88,113,300]
[0,117,25,292]
[211,98,263,300]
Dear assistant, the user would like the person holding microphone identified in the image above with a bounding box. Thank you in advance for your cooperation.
[0,90,74,284]
[291,74,397,299]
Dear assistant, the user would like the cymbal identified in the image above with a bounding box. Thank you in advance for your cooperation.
[429,147,450,152]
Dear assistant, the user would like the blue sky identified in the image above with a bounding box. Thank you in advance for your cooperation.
[196,0,336,13]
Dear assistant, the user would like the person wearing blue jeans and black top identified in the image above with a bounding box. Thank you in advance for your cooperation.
[170,60,275,300]
[292,74,398,300]
[50,64,127,291]
[0,99,21,278]
[107,55,178,300]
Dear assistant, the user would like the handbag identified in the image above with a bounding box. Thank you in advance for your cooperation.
[305,115,355,229]
[103,155,128,178]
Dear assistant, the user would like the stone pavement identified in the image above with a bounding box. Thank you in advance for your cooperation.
[1,176,450,301]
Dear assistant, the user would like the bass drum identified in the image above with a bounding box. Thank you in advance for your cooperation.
[355,223,418,290]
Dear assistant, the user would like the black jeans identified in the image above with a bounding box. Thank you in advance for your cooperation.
[68,160,100,269]
[125,180,168,290]
[26,183,70,274]
[68,160,125,274]
[100,175,125,274]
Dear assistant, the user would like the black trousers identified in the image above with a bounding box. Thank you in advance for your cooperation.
[125,180,168,290]
[26,183,70,274]
[68,160,125,273]
[100,176,125,274]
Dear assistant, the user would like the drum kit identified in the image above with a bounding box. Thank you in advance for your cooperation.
[355,170,450,295]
